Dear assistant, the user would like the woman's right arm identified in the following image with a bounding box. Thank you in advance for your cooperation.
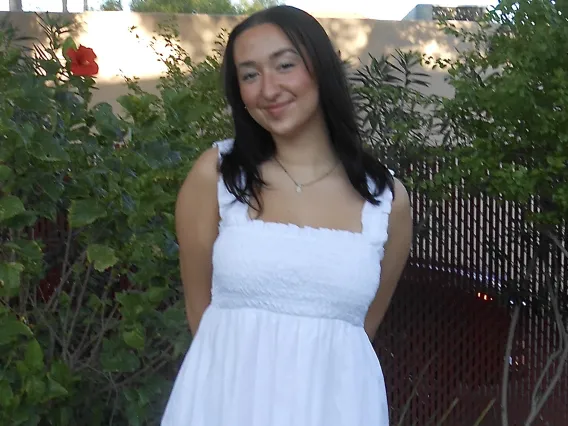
[175,147,220,335]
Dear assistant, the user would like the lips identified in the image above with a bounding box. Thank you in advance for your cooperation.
[264,101,292,117]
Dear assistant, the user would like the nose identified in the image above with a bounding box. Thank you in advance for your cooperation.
[260,71,280,101]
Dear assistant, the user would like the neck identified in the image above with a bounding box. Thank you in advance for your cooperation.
[271,115,336,169]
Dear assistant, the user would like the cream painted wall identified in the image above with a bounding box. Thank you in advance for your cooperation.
[1,11,474,110]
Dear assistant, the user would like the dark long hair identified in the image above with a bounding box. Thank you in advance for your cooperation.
[220,5,394,209]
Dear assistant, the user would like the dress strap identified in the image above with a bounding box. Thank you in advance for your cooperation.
[361,173,395,254]
[212,139,248,226]
[213,138,234,156]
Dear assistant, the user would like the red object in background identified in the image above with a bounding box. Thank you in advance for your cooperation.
[66,45,99,76]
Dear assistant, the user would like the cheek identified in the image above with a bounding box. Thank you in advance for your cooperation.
[297,81,319,110]
[292,71,318,100]
[239,84,257,109]
[296,74,315,92]
[239,85,264,123]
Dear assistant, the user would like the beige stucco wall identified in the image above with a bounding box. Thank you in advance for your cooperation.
[1,11,473,111]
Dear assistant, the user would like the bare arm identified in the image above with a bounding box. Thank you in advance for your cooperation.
[364,178,413,340]
[175,147,220,335]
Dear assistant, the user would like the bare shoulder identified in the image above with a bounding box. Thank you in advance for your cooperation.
[387,177,412,238]
[391,177,411,215]
[175,146,221,231]
[183,147,219,188]
[177,147,219,202]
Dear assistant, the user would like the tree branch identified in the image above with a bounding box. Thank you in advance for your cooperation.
[525,262,568,425]
[501,305,520,426]
[501,249,540,426]
[96,343,175,396]
[541,229,568,259]
[414,201,437,236]
[72,269,114,364]
[435,398,459,426]
[397,355,436,426]
[45,225,74,311]
[473,398,496,426]
[77,303,120,371]
[61,263,92,363]
[67,263,92,344]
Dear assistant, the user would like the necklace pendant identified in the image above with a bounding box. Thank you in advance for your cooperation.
[295,184,302,193]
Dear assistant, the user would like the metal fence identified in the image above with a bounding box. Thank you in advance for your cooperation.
[375,170,568,425]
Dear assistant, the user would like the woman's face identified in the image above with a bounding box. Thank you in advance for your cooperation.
[233,23,321,139]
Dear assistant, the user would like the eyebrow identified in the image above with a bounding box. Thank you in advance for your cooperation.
[237,47,299,68]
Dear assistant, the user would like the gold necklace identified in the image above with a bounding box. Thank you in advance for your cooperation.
[273,157,339,194]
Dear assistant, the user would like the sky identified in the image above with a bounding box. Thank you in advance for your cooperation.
[1,0,498,20]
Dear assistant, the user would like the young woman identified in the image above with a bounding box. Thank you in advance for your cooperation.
[162,5,412,425]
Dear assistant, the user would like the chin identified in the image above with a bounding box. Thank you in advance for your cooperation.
[264,117,311,140]
[267,125,297,138]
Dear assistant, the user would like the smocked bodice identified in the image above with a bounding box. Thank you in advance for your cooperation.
[209,139,393,327]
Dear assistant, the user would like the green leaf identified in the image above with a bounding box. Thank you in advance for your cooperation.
[116,292,145,318]
[41,179,65,202]
[123,327,145,350]
[23,376,46,403]
[173,334,191,358]
[0,165,13,182]
[117,93,160,118]
[0,315,32,346]
[48,360,74,393]
[161,306,186,329]
[58,292,71,309]
[87,244,118,272]
[45,376,68,400]
[68,200,107,228]
[62,37,77,58]
[146,286,169,304]
[123,388,137,402]
[4,240,43,262]
[10,408,37,426]
[0,380,14,408]
[0,262,24,298]
[29,140,70,162]
[87,293,103,310]
[92,102,124,139]
[50,406,72,426]
[100,347,140,373]
[0,195,25,222]
[2,210,38,229]
[24,340,44,372]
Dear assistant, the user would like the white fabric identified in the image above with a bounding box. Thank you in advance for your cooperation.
[162,138,393,426]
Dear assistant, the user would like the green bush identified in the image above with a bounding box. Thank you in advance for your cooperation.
[0,15,231,425]
[351,50,450,199]
[433,0,568,226]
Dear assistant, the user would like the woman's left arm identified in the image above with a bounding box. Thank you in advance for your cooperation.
[364,178,413,340]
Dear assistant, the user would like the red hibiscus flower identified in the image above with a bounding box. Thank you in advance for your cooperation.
[66,45,99,76]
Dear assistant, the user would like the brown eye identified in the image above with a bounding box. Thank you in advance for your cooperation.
[241,71,258,82]
[277,63,295,71]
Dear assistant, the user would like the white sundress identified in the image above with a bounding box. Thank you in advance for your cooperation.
[161,138,393,426]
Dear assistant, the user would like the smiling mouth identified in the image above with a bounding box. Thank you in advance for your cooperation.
[264,102,291,116]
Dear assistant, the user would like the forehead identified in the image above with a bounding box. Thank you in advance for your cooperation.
[233,23,295,63]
